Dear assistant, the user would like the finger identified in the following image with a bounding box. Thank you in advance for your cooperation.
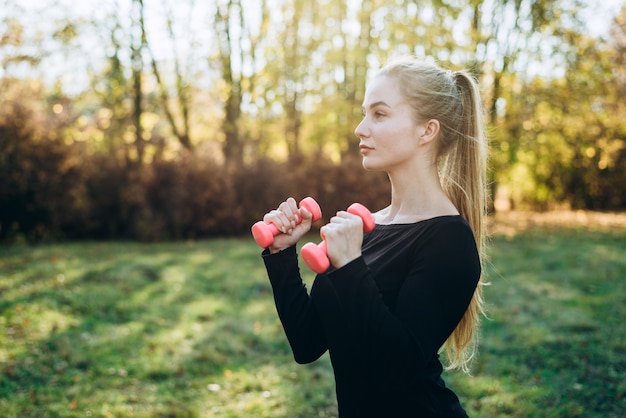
[299,205,312,221]
[284,197,298,212]
[321,220,342,235]
[287,197,302,223]
[267,205,297,232]
[334,210,356,220]
[319,223,331,240]
[334,210,363,228]
[278,200,299,229]
[328,213,351,227]
[263,210,287,233]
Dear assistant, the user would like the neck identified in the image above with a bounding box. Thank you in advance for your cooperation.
[377,164,459,224]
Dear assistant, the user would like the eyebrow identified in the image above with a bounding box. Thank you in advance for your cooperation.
[362,101,391,112]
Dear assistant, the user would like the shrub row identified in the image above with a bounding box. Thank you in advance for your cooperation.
[0,104,389,242]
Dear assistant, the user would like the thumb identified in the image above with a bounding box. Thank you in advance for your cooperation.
[299,206,313,222]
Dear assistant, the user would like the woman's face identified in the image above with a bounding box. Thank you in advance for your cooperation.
[355,75,426,173]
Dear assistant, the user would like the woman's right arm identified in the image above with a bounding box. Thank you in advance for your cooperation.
[263,246,328,363]
[260,197,328,363]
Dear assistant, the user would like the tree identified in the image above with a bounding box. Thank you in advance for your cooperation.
[131,0,147,162]
[144,0,195,151]
[214,0,245,171]
[0,14,41,71]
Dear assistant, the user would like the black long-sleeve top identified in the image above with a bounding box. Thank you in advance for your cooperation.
[262,215,481,417]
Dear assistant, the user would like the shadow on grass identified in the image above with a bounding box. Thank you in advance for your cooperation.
[0,240,337,417]
[1,226,625,417]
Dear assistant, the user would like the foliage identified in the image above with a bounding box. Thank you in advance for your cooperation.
[1,217,625,416]
[1,1,626,241]
[491,27,626,210]
[0,81,81,242]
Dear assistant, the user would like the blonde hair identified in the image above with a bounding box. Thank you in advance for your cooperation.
[378,57,488,373]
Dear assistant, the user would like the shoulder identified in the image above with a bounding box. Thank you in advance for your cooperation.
[425,215,474,238]
[388,216,479,272]
[421,215,477,253]
[419,216,481,280]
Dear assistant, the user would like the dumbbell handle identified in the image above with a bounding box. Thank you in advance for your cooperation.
[301,203,375,273]
[251,197,322,248]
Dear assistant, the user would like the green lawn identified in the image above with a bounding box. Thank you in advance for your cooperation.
[1,218,625,417]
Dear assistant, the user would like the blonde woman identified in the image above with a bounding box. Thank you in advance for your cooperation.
[260,57,488,417]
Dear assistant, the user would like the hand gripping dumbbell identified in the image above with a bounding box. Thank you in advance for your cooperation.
[251,197,322,248]
[300,203,375,273]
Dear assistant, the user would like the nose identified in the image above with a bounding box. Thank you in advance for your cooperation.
[354,118,369,139]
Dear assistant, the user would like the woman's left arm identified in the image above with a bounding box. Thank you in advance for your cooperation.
[317,221,481,373]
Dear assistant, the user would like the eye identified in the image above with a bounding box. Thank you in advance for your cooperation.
[374,111,385,118]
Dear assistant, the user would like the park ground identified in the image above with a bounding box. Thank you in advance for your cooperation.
[1,210,625,417]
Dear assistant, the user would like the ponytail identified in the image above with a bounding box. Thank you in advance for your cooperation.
[440,70,488,373]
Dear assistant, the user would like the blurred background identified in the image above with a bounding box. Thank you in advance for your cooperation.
[1,0,625,243]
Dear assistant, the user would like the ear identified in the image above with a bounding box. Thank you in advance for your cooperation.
[417,119,440,145]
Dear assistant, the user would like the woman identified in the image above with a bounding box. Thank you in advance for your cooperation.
[260,57,488,417]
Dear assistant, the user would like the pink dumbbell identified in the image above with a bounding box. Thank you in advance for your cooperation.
[251,197,322,248]
[300,203,375,273]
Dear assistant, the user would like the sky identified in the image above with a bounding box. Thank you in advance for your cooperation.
[582,0,625,37]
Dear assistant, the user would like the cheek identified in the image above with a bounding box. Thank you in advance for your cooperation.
[382,124,417,148]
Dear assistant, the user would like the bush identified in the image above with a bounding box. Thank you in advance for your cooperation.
[0,92,79,242]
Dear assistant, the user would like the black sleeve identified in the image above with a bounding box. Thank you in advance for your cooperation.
[262,245,328,364]
[314,221,481,376]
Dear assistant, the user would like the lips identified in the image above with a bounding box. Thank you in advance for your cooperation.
[359,144,373,154]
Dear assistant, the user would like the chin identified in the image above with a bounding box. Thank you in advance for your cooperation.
[361,158,382,172]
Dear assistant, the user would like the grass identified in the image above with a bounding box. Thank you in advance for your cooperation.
[451,214,626,418]
[1,212,625,417]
